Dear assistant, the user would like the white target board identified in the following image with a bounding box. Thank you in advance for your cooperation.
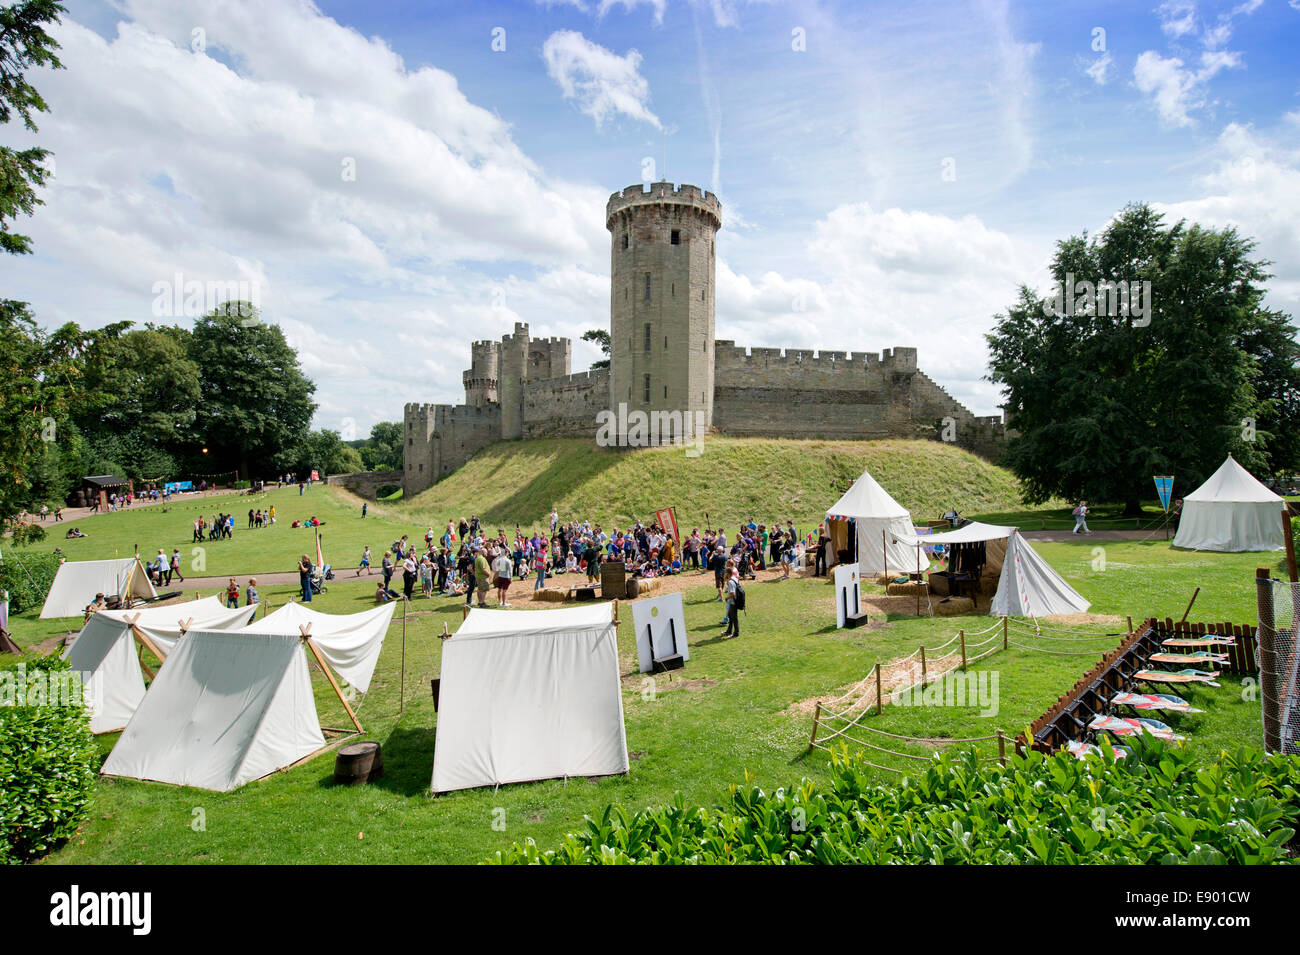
[834,564,862,629]
[631,593,689,673]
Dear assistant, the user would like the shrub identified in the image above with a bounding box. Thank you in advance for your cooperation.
[492,740,1300,865]
[0,656,99,864]
[0,550,61,614]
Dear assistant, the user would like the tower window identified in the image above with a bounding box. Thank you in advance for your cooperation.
[701,289,705,301]
[644,323,651,352]
[644,273,651,301]
[670,229,680,245]
[408,438,413,446]
[664,385,668,399]
[644,375,651,403]
[622,233,629,249]
[664,335,668,349]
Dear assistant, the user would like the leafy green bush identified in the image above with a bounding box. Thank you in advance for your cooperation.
[492,741,1300,864]
[0,550,61,613]
[0,656,98,864]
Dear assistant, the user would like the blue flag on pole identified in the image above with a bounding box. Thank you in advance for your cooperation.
[1154,476,1174,512]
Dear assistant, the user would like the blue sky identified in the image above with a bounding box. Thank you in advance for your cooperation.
[5,0,1299,434]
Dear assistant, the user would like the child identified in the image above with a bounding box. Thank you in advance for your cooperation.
[245,578,259,607]
[358,545,371,577]
[226,577,240,608]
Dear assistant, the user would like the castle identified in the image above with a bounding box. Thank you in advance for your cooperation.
[403,182,1002,497]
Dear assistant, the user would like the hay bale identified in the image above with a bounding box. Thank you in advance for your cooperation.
[885,581,928,597]
[532,588,568,603]
[933,597,975,616]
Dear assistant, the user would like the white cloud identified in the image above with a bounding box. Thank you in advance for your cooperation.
[1084,51,1113,85]
[542,30,663,130]
[1133,48,1242,126]
[1158,0,1199,39]
[596,0,667,25]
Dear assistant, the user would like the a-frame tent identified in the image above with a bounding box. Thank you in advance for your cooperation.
[431,603,628,794]
[101,628,329,792]
[63,597,257,734]
[891,522,1090,617]
[40,557,156,619]
[1172,455,1285,552]
[825,469,918,575]
[100,603,392,790]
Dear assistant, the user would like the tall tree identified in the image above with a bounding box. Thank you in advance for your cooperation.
[188,302,316,480]
[0,0,63,254]
[987,203,1288,512]
[360,420,403,471]
[581,328,610,369]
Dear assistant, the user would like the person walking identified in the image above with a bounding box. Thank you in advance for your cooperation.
[299,554,314,603]
[815,525,829,577]
[1072,501,1090,535]
[358,545,371,576]
[245,578,259,607]
[533,542,549,591]
[225,577,240,609]
[722,561,741,638]
[158,549,171,586]
[361,502,368,518]
[402,552,418,600]
[381,551,395,594]
[170,548,184,583]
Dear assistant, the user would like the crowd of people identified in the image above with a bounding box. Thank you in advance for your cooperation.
[356,513,810,620]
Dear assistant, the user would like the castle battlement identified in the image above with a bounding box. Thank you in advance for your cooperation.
[606,181,722,229]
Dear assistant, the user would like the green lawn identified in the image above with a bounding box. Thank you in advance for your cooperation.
[4,530,1269,865]
[21,484,420,580]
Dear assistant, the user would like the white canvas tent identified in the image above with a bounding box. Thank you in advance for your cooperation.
[1172,455,1284,552]
[40,557,156,618]
[64,597,257,734]
[431,603,628,794]
[892,522,1091,617]
[826,469,918,575]
[245,600,394,693]
[101,629,329,792]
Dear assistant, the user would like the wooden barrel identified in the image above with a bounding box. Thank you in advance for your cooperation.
[333,741,384,785]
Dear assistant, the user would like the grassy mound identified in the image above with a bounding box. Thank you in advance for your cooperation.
[400,437,1027,530]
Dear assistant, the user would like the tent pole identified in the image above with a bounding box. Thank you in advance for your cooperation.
[915,544,921,617]
[301,626,363,734]
[1282,508,1297,583]
[127,620,167,667]
[882,530,887,581]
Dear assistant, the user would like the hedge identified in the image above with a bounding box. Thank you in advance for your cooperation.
[492,739,1300,864]
[0,550,61,615]
[0,656,98,864]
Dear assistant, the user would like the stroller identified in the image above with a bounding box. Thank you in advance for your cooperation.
[310,563,332,595]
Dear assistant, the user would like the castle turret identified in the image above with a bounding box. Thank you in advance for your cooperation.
[499,322,529,440]
[464,340,500,407]
[607,182,721,444]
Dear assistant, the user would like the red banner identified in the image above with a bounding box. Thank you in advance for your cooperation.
[656,507,680,544]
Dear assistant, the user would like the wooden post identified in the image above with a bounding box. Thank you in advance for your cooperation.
[1256,567,1280,753]
[1283,509,1298,583]
[125,615,167,665]
[612,599,620,625]
[920,646,927,687]
[960,628,967,670]
[1180,587,1200,623]
[875,663,883,716]
[1126,615,1133,636]
[461,604,470,621]
[997,729,1007,767]
[301,625,363,734]
[882,530,887,582]
[1002,616,1008,651]
[808,702,822,753]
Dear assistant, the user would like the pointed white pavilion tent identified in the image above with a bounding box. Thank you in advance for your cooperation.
[64,596,257,734]
[40,557,156,619]
[825,469,919,575]
[1172,455,1284,552]
[891,522,1091,617]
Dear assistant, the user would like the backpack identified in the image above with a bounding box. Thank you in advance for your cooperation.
[733,581,746,611]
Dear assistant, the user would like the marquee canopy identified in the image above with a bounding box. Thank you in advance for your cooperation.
[891,523,1090,617]
[1172,455,1284,552]
[825,469,919,575]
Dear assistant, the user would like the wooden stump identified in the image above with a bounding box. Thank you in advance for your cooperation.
[334,741,384,785]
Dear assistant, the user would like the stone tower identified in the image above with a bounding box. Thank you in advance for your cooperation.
[606,182,722,443]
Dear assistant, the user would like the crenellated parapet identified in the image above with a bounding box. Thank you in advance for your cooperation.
[606,181,722,231]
